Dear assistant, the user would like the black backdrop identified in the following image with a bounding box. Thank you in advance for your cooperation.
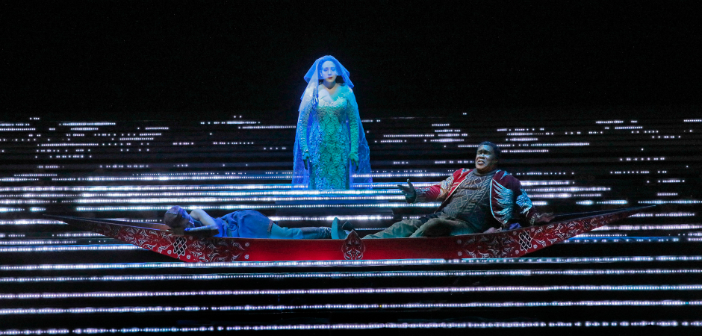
[2,0,700,121]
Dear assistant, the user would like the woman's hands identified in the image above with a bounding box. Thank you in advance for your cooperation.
[302,151,310,170]
[397,179,417,203]
[349,152,359,170]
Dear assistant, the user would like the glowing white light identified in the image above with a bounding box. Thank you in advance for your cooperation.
[69,195,406,204]
[0,207,23,213]
[75,203,441,212]
[639,200,701,205]
[0,128,36,131]
[0,240,77,246]
[0,219,64,225]
[383,134,434,138]
[3,268,702,283]
[5,255,702,271]
[239,125,295,129]
[0,245,141,253]
[60,122,115,126]
[4,301,702,316]
[5,284,702,301]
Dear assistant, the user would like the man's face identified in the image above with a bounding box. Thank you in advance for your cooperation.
[475,145,498,173]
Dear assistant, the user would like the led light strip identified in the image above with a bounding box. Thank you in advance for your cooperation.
[594,224,702,231]
[4,284,702,300]
[72,190,401,197]
[640,200,701,205]
[0,207,24,213]
[0,245,141,253]
[268,215,397,221]
[0,178,40,182]
[2,268,701,283]
[4,300,702,316]
[3,255,702,271]
[0,240,77,246]
[68,195,406,204]
[0,185,295,192]
[0,220,66,225]
[59,122,115,126]
[630,212,696,217]
[561,237,679,244]
[75,203,442,212]
[6,321,702,334]
[0,183,436,192]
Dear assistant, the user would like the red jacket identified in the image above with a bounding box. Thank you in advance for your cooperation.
[415,168,541,228]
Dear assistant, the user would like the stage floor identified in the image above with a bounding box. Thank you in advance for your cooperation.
[1,112,700,332]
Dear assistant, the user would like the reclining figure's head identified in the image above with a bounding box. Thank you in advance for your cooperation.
[163,206,195,229]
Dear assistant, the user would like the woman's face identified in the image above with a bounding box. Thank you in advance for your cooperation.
[320,60,338,84]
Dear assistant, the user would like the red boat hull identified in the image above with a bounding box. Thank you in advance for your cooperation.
[47,206,649,262]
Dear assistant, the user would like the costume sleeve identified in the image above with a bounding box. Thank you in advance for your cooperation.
[511,179,545,226]
[296,91,314,155]
[346,88,360,162]
[414,169,460,203]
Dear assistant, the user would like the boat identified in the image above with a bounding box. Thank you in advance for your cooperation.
[45,206,652,262]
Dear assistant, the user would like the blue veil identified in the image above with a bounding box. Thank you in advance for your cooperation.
[292,56,372,189]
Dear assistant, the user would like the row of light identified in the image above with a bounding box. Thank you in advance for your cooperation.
[4,300,702,316]
[631,212,696,217]
[66,189,402,197]
[0,240,77,246]
[6,321,702,334]
[68,195,406,204]
[75,203,443,212]
[0,245,141,253]
[6,284,702,300]
[2,268,701,283]
[595,224,702,231]
[45,172,523,181]
[0,185,296,192]
[59,122,115,126]
[640,200,700,204]
[576,200,628,205]
[562,237,678,244]
[3,255,702,271]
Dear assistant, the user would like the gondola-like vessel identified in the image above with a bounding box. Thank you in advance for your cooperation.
[46,206,651,262]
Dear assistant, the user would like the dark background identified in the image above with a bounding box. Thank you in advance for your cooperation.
[2,0,700,121]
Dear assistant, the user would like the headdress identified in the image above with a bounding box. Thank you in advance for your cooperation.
[298,55,354,114]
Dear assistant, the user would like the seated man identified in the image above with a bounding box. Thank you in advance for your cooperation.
[164,206,345,239]
[363,141,553,239]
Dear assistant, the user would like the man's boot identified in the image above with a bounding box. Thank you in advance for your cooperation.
[331,217,354,239]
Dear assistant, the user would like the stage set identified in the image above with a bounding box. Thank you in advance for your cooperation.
[3,1,702,334]
[1,112,700,333]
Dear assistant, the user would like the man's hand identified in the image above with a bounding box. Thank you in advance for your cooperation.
[183,225,219,237]
[397,179,417,203]
[535,212,555,224]
[483,227,502,234]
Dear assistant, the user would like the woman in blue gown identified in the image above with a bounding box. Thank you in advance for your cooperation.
[292,56,372,190]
